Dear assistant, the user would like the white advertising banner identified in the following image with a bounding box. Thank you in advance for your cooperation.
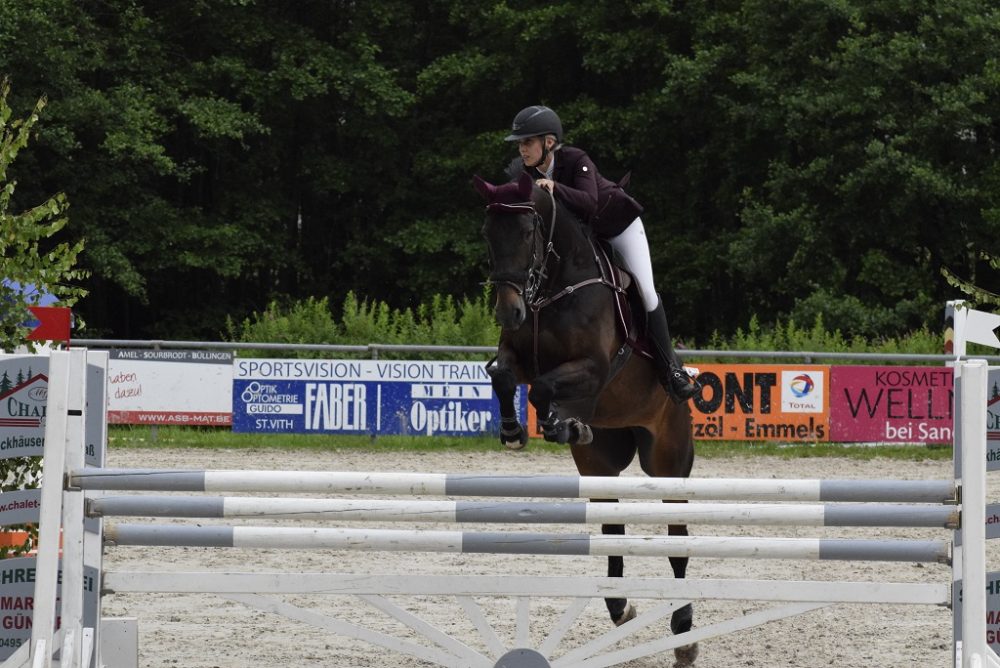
[106,350,233,425]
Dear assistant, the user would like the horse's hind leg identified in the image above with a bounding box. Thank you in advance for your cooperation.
[570,427,638,625]
[638,416,699,666]
[601,522,636,625]
[667,522,694,635]
[667,521,698,666]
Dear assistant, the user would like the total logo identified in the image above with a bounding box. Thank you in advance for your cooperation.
[781,371,824,413]
[788,374,815,398]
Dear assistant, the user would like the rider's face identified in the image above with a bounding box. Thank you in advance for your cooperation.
[518,136,548,168]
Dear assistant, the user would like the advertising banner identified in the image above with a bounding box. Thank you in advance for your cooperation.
[0,352,107,660]
[0,559,99,657]
[106,350,233,426]
[829,366,954,443]
[690,364,829,441]
[954,572,1000,656]
[0,357,48,456]
[232,358,524,437]
[0,352,107,464]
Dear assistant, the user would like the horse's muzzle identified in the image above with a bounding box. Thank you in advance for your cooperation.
[494,292,526,331]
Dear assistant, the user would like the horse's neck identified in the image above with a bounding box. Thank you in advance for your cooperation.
[546,207,596,284]
[528,189,594,284]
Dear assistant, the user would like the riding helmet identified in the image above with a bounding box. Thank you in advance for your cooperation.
[504,105,563,142]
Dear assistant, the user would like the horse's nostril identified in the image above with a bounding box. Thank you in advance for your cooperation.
[494,299,527,331]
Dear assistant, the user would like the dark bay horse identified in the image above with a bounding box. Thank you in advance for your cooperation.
[473,172,698,666]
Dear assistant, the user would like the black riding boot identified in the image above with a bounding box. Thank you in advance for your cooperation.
[647,297,700,403]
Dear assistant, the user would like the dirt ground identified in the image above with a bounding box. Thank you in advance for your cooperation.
[98,446,959,668]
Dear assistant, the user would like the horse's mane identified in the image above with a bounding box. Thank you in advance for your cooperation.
[529,184,585,235]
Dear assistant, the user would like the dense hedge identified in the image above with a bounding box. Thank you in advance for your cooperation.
[226,294,982,363]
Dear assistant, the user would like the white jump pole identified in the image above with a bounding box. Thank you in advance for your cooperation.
[960,359,1000,668]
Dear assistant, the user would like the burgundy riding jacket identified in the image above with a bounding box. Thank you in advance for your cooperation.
[507,146,643,238]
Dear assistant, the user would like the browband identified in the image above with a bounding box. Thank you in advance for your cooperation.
[486,202,535,214]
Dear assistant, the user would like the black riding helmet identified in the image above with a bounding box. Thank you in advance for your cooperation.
[504,105,563,143]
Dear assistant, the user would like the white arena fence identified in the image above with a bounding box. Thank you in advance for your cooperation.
[2,350,998,668]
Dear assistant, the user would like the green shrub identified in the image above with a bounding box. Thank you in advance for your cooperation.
[227,289,500,359]
[701,314,960,364]
[228,293,982,364]
[224,296,339,358]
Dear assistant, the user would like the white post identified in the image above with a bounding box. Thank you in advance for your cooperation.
[84,351,109,668]
[59,349,88,667]
[949,300,967,358]
[953,302,970,359]
[960,359,1000,668]
[29,351,71,668]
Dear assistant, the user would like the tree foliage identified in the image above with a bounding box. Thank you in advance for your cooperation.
[0,76,86,349]
[1,1,997,343]
[0,77,86,557]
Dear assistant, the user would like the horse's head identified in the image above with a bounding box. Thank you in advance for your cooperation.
[473,172,551,330]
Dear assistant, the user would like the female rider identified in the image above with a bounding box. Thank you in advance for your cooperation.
[504,104,699,403]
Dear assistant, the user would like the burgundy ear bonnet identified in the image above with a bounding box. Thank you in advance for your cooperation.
[472,172,534,212]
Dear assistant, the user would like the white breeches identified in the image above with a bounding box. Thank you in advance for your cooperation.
[606,217,658,312]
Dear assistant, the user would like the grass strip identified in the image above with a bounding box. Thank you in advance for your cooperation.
[109,426,953,461]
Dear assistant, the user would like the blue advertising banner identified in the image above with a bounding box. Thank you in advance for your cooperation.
[232,358,525,436]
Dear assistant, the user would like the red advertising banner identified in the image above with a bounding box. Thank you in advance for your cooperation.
[25,306,70,342]
[828,366,953,443]
[690,364,830,441]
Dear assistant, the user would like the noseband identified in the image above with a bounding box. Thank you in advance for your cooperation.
[484,194,559,306]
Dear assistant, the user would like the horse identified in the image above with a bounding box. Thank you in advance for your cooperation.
[472,171,699,666]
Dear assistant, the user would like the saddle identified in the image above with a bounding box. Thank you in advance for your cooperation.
[592,237,653,362]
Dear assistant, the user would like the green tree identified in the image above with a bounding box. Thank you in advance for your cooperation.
[3,1,1000,343]
[0,1,413,338]
[661,1,1000,337]
[0,77,86,349]
[0,77,84,557]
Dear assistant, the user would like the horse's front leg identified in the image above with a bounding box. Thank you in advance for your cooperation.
[485,354,528,450]
[529,358,603,445]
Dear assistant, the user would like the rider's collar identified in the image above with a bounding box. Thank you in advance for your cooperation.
[542,154,555,180]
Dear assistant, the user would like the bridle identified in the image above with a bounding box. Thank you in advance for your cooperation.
[483,190,625,376]
[483,192,559,307]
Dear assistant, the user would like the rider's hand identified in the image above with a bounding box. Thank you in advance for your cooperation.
[536,178,555,193]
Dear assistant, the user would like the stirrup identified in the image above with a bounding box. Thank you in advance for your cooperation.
[667,368,700,403]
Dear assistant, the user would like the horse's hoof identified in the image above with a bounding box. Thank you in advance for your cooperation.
[673,642,698,667]
[567,419,593,445]
[539,417,570,443]
[501,426,528,450]
[612,602,636,626]
[502,439,526,450]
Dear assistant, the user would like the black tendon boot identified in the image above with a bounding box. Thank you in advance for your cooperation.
[647,297,700,403]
